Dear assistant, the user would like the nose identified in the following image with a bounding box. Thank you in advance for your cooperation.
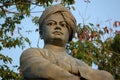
[55,24,61,30]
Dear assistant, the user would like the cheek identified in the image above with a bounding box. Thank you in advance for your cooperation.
[64,29,69,40]
[43,27,53,37]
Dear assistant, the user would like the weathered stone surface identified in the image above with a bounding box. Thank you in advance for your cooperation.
[20,4,114,80]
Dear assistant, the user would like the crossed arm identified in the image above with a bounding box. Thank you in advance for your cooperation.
[20,48,80,80]
[20,48,114,80]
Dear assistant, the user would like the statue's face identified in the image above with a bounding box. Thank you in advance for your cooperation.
[41,13,69,45]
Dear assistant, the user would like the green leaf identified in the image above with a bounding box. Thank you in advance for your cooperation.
[25,38,31,46]
[32,16,39,25]
[89,23,94,26]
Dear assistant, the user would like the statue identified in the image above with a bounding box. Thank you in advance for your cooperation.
[20,4,114,80]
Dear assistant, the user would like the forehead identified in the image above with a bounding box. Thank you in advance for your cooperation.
[45,13,65,22]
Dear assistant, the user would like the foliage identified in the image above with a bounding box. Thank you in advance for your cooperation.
[67,22,120,79]
[0,0,120,80]
[99,34,120,80]
[0,0,76,79]
[0,54,23,79]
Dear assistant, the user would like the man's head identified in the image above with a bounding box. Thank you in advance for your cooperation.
[39,4,76,41]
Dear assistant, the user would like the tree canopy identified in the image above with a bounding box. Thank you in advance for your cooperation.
[0,0,120,80]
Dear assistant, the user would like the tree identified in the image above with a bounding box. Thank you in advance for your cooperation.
[67,22,120,79]
[0,0,76,79]
[0,0,119,80]
[99,34,120,80]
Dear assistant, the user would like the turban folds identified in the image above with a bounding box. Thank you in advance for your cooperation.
[39,4,76,41]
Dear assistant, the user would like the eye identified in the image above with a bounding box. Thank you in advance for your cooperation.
[60,22,66,27]
[47,21,56,26]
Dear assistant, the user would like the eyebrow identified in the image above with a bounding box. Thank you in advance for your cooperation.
[47,20,56,22]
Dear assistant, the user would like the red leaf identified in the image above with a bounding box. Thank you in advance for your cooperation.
[78,35,83,41]
[85,31,90,40]
[113,21,118,27]
[96,24,100,27]
[118,22,120,26]
[103,27,109,34]
[115,30,120,34]
[71,49,77,56]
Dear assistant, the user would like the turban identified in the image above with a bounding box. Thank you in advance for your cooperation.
[39,4,76,41]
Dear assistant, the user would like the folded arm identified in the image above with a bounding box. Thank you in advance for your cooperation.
[20,48,80,80]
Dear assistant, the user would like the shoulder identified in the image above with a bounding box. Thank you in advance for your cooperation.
[22,48,43,54]
[20,48,46,71]
[21,48,42,55]
[20,48,45,60]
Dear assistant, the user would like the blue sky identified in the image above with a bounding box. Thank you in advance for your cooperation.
[1,0,120,72]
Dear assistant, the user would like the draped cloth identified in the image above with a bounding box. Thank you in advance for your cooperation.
[39,4,76,41]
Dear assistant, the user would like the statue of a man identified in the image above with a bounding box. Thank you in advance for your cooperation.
[20,4,114,80]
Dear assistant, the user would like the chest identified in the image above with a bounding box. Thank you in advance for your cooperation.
[42,50,79,75]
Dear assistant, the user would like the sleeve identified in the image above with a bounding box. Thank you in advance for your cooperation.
[75,58,93,80]
[20,48,80,80]
[75,58,114,80]
[92,70,114,80]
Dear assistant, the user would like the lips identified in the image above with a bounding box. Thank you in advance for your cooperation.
[53,31,63,35]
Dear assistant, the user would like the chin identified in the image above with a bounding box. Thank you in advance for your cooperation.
[53,38,63,41]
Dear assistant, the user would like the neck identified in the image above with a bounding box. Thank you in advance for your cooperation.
[44,44,66,53]
[44,38,67,47]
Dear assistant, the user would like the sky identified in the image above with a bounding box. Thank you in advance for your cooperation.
[1,0,120,72]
